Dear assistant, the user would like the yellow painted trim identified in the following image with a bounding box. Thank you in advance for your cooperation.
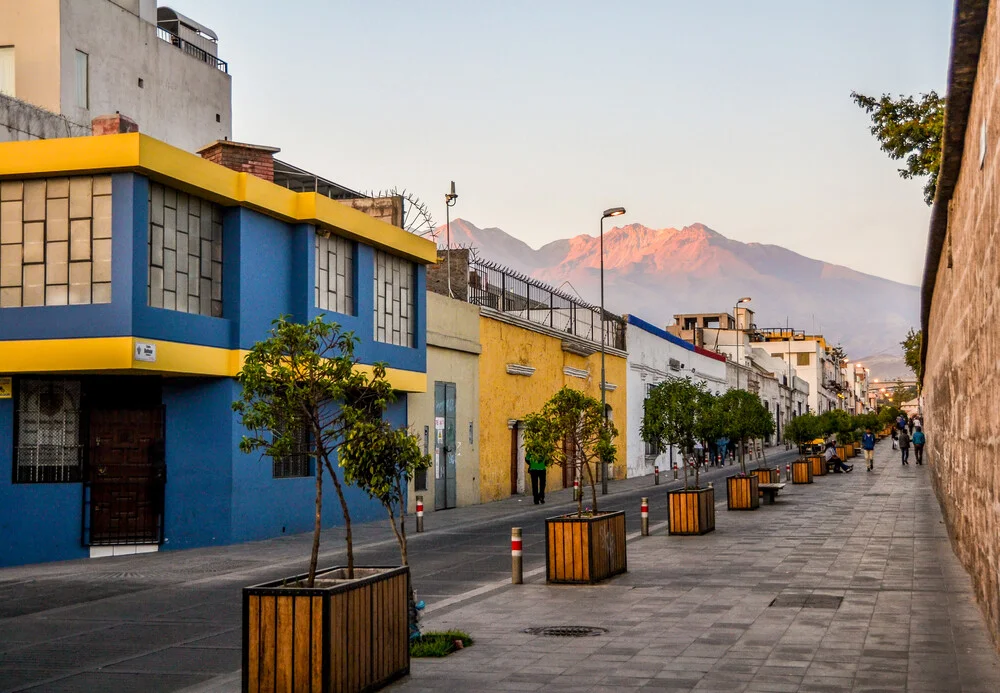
[0,337,427,392]
[0,134,438,265]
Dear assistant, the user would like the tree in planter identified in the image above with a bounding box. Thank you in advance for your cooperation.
[823,409,854,445]
[523,387,617,517]
[640,378,713,490]
[233,316,401,587]
[784,413,821,456]
[718,390,775,474]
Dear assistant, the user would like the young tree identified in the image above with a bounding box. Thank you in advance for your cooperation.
[851,91,945,204]
[233,316,399,587]
[902,328,922,380]
[718,390,775,474]
[784,413,820,455]
[641,378,712,489]
[523,387,617,516]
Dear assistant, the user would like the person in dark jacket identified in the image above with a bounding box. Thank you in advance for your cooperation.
[527,450,547,504]
[912,426,926,465]
[898,428,911,465]
[861,428,876,472]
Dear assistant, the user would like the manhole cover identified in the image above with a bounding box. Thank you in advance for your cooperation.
[769,594,843,609]
[522,626,607,637]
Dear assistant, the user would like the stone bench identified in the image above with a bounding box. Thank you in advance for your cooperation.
[758,482,786,505]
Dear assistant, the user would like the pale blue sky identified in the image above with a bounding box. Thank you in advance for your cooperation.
[188,0,952,286]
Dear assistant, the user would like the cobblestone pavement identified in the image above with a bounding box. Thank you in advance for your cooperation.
[391,443,1000,693]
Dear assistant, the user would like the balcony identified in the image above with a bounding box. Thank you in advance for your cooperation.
[156,26,228,73]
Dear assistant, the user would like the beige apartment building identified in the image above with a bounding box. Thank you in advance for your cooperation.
[0,0,231,150]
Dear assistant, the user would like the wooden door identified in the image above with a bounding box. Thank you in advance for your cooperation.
[87,409,165,546]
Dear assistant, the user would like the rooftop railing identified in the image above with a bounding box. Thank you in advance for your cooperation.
[156,26,228,73]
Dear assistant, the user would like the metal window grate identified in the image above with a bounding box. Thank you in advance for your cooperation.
[15,379,83,483]
[272,423,311,479]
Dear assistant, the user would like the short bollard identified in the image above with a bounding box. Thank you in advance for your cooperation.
[785,463,791,482]
[416,495,424,533]
[654,465,660,485]
[673,462,678,480]
[640,497,649,537]
[573,476,580,501]
[511,527,523,584]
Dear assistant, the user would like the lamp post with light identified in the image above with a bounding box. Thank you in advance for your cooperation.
[734,297,751,390]
[445,181,458,298]
[600,206,625,495]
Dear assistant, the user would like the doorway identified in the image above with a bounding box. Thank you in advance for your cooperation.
[84,409,165,546]
[434,382,457,510]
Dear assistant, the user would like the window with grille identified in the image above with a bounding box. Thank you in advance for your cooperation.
[644,382,660,456]
[272,422,311,478]
[373,250,414,347]
[14,379,83,483]
[148,183,223,317]
[0,176,112,307]
[315,232,354,315]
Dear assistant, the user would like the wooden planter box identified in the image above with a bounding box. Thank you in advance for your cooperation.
[726,475,760,510]
[749,467,780,491]
[545,511,627,584]
[243,566,409,693]
[836,445,848,461]
[668,487,715,535]
[808,455,826,477]
[792,460,814,484]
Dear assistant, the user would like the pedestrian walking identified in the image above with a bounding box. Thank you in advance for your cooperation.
[898,428,911,465]
[907,416,915,436]
[896,414,906,431]
[891,427,899,450]
[862,427,876,472]
[526,450,547,504]
[912,426,926,465]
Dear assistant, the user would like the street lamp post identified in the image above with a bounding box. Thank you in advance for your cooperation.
[600,206,626,495]
[734,297,751,390]
[445,181,458,298]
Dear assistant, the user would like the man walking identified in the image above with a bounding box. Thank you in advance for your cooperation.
[912,426,926,465]
[862,427,876,472]
[526,450,547,504]
[898,428,911,465]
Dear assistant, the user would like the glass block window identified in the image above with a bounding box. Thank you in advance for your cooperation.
[0,176,112,307]
[373,250,414,347]
[148,182,223,317]
[315,232,354,315]
[15,379,83,483]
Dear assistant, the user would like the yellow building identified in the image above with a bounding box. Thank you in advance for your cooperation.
[478,313,627,502]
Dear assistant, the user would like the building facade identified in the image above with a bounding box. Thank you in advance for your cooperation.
[625,315,727,478]
[406,290,481,512]
[0,132,435,567]
[754,330,838,414]
[0,0,231,151]
[921,0,999,649]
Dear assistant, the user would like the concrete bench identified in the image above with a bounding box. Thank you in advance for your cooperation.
[758,483,786,505]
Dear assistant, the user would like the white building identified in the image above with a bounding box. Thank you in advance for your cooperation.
[0,0,231,151]
[754,330,839,414]
[625,315,728,478]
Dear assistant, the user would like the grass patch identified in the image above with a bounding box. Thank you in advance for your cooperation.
[410,630,473,658]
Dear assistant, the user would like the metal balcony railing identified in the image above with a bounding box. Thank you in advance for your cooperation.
[156,26,228,73]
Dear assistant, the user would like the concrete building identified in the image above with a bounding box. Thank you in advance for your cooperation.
[0,0,231,151]
[920,0,1000,649]
[753,329,839,414]
[0,128,436,567]
[624,315,728,479]
[406,289,481,512]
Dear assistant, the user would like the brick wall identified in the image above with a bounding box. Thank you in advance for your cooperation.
[197,140,279,182]
[924,3,1000,650]
[427,248,470,300]
[341,196,404,228]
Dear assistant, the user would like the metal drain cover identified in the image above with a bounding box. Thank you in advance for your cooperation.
[522,626,607,637]
[769,594,843,609]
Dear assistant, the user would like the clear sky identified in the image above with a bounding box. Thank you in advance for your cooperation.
[189,0,952,286]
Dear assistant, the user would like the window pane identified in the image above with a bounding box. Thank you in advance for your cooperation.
[797,352,810,366]
[315,232,354,315]
[373,250,414,347]
[15,379,83,483]
[0,46,14,97]
[75,50,88,109]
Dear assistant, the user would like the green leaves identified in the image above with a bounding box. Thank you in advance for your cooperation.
[640,378,710,456]
[851,91,944,205]
[783,412,821,446]
[902,328,922,380]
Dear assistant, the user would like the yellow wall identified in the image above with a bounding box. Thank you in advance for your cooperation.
[0,0,62,112]
[478,315,627,503]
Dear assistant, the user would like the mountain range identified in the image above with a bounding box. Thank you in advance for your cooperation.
[437,219,919,377]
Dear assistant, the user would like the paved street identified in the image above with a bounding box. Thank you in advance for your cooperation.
[1,442,997,692]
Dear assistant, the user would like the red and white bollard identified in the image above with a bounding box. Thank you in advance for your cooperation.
[654,465,660,485]
[785,463,791,482]
[416,495,424,533]
[573,475,580,501]
[673,461,678,480]
[511,527,523,584]
[641,497,649,536]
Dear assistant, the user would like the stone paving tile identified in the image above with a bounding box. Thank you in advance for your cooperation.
[389,444,1000,692]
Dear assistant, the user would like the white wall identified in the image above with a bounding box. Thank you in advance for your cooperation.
[625,320,727,478]
[58,0,231,152]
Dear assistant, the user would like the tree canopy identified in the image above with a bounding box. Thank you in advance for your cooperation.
[851,91,945,205]
[902,328,922,381]
[641,378,714,489]
[717,389,774,473]
[784,412,821,448]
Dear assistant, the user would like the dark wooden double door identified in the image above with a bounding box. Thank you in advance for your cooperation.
[86,409,166,546]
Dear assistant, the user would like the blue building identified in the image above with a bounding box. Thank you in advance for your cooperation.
[0,132,435,567]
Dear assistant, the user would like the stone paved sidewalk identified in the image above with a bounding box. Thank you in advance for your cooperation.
[393,443,1000,692]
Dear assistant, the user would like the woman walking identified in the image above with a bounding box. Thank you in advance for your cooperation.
[898,428,911,465]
